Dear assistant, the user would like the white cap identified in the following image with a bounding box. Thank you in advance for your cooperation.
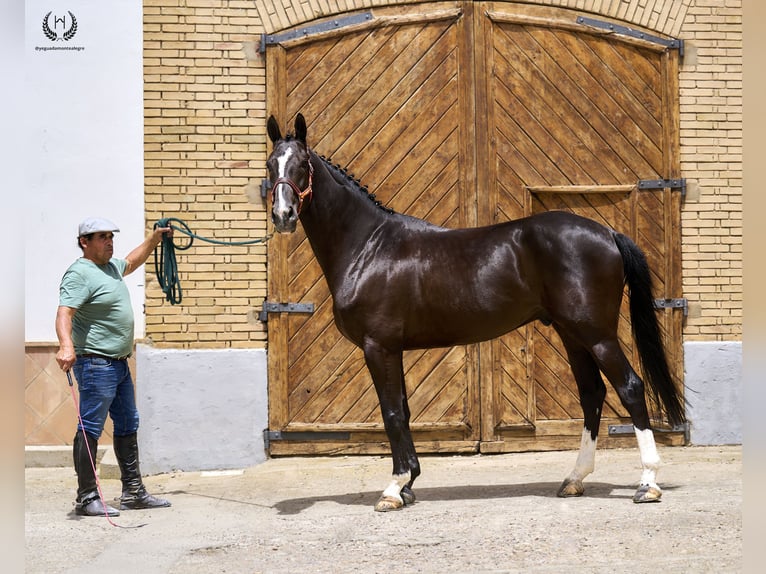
[78,217,120,237]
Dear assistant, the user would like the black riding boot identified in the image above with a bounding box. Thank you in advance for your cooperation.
[73,430,120,517]
[113,433,171,510]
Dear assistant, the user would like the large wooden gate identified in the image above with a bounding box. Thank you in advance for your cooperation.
[264,2,685,455]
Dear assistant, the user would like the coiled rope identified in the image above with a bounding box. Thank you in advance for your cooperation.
[153,217,272,305]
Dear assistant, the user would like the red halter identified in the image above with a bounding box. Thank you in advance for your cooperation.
[271,156,314,214]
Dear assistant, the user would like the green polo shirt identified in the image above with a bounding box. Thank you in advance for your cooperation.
[59,257,134,358]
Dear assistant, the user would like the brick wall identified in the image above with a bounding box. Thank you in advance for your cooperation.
[143,0,742,346]
[677,0,743,339]
[144,0,269,348]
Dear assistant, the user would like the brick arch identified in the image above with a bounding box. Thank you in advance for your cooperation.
[254,0,691,36]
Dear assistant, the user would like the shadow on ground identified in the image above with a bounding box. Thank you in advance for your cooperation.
[163,480,680,515]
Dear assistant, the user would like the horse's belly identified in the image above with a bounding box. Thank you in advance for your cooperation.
[403,307,537,349]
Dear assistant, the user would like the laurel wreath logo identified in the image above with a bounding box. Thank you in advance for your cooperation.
[42,11,78,41]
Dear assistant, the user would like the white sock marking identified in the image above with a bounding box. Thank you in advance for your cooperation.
[635,427,661,488]
[567,428,597,482]
[382,471,411,501]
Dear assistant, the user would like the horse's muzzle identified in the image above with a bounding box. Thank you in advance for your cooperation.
[271,208,298,233]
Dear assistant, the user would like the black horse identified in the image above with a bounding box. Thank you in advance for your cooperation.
[266,113,685,511]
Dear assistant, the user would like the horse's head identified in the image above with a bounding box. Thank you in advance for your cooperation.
[266,113,313,233]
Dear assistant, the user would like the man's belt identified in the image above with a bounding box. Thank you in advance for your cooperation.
[77,353,129,361]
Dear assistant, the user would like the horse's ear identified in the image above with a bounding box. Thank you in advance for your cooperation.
[267,115,282,143]
[295,113,307,144]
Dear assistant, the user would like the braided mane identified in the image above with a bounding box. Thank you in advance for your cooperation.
[314,153,395,214]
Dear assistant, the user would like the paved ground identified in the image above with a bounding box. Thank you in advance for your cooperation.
[25,445,742,573]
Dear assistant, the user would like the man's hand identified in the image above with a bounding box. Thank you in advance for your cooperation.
[56,346,76,372]
[151,225,173,243]
[124,226,173,276]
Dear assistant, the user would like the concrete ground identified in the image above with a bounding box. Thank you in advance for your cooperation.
[25,445,742,573]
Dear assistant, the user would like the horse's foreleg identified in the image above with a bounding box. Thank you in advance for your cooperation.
[379,471,412,511]
[399,385,419,505]
[363,338,417,512]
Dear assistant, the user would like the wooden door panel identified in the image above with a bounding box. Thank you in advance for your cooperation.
[481,5,682,450]
[267,5,478,454]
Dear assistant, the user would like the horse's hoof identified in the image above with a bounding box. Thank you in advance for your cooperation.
[633,485,662,503]
[401,486,416,506]
[374,495,405,512]
[557,478,585,497]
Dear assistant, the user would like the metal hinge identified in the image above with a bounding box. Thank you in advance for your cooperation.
[576,16,684,58]
[260,11,374,53]
[608,422,690,442]
[608,424,633,436]
[264,430,351,448]
[258,301,315,322]
[653,298,688,316]
[638,178,687,198]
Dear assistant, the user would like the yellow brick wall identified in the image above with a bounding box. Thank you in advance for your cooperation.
[144,0,269,348]
[677,0,742,339]
[143,0,742,346]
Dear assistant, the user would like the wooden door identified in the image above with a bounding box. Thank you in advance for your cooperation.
[265,3,480,455]
[476,3,684,451]
[265,2,684,455]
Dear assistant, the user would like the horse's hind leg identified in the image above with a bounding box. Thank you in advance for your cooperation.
[556,333,607,498]
[590,339,663,503]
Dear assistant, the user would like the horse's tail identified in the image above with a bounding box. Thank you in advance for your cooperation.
[613,232,686,427]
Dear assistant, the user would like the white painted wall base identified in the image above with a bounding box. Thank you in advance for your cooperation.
[135,345,269,475]
[133,340,742,474]
[684,341,742,445]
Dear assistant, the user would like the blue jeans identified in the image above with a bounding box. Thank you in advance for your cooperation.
[72,356,139,439]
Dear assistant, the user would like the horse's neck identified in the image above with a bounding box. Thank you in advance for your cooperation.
[301,157,388,283]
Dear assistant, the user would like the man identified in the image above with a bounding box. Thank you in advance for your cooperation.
[55,217,173,517]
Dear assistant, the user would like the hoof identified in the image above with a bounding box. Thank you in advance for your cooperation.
[633,485,662,503]
[557,478,585,498]
[374,495,404,512]
[401,486,416,506]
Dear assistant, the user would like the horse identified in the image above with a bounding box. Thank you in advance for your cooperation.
[266,113,686,512]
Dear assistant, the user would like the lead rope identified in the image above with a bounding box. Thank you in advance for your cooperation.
[67,370,146,529]
[153,217,272,305]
